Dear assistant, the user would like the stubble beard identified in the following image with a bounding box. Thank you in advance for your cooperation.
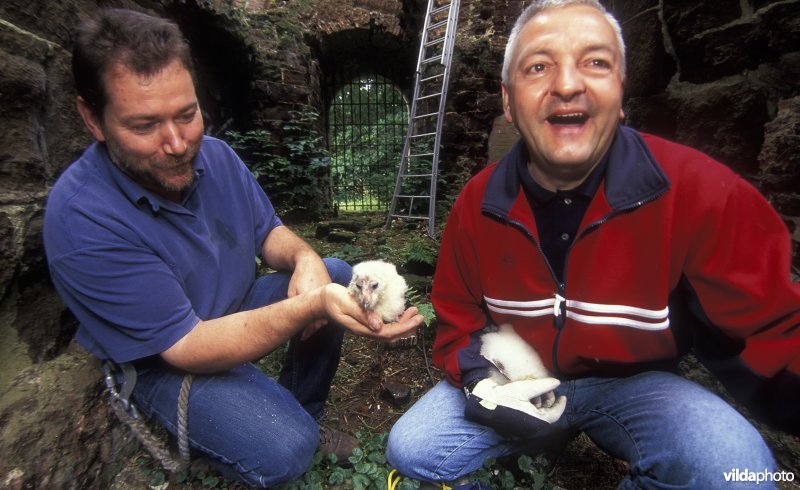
[105,137,201,195]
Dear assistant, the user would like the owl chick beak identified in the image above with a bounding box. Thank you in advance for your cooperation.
[357,280,377,311]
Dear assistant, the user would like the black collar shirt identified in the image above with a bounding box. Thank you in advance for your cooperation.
[517,153,609,283]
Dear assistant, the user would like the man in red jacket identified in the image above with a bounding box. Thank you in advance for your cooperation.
[387,0,799,488]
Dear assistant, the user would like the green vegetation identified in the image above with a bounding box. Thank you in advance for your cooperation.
[274,436,556,490]
[226,110,331,220]
[136,439,556,489]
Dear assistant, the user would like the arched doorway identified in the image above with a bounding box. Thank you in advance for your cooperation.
[328,69,409,212]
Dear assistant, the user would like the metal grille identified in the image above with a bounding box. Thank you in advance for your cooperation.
[328,70,409,212]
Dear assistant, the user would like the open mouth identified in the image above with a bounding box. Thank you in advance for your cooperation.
[547,112,589,125]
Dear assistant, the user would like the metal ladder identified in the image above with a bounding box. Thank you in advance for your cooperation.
[386,0,460,237]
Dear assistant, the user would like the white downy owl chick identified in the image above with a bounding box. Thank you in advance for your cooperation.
[480,323,557,408]
[348,260,408,322]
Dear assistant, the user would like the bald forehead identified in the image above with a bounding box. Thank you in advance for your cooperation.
[521,5,617,48]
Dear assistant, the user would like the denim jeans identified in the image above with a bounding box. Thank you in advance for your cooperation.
[131,258,351,487]
[387,372,777,489]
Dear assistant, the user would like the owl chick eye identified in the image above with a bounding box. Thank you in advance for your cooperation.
[370,282,379,290]
[355,284,363,290]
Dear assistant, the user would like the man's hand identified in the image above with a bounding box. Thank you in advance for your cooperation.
[309,283,423,342]
[465,377,567,438]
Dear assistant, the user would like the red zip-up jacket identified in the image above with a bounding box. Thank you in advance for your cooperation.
[432,126,800,434]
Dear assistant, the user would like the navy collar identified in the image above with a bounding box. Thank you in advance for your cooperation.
[482,125,670,217]
[518,150,608,207]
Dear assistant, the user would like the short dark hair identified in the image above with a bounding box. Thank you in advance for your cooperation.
[72,8,194,117]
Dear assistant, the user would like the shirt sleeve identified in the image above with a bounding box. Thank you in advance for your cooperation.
[685,176,800,435]
[49,244,200,363]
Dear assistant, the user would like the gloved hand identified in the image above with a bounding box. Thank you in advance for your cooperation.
[464,376,567,438]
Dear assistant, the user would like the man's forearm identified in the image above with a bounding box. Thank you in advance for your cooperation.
[160,286,326,373]
[261,225,320,272]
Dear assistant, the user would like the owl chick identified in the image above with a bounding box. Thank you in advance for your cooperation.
[348,260,408,322]
[480,323,560,409]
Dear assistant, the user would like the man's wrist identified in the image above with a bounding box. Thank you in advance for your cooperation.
[464,379,481,394]
[293,247,322,267]
[305,285,329,322]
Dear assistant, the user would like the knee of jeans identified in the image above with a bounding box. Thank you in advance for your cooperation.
[631,410,776,489]
[238,427,318,487]
[386,427,421,477]
[323,257,352,286]
[686,419,775,474]
[387,423,445,481]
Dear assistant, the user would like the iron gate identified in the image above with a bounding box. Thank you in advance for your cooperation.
[327,69,409,212]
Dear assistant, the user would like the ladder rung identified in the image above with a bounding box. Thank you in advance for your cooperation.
[400,173,434,178]
[424,37,445,48]
[407,152,435,158]
[413,112,438,120]
[410,132,436,138]
[430,4,451,16]
[388,214,431,221]
[427,19,449,32]
[421,55,444,65]
[396,194,431,199]
[419,73,445,83]
[417,92,442,101]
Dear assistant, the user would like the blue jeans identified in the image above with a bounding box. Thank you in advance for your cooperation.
[387,372,777,489]
[131,258,351,487]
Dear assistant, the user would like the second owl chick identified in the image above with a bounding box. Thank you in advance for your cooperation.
[480,323,559,409]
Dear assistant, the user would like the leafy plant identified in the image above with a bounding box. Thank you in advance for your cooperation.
[329,243,366,263]
[226,110,331,219]
[406,286,436,327]
[401,233,438,267]
[275,431,402,490]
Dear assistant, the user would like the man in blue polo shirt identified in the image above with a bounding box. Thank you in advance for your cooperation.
[43,8,422,488]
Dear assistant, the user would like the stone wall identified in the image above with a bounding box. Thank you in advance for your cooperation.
[0,0,798,486]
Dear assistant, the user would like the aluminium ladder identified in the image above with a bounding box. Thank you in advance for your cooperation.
[386,0,460,237]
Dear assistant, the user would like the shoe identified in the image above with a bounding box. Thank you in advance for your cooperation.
[318,425,359,463]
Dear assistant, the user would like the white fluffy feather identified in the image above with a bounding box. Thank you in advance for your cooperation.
[480,324,558,408]
[348,260,408,322]
[480,324,550,383]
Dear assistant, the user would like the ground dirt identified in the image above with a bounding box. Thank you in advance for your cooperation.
[113,212,799,489]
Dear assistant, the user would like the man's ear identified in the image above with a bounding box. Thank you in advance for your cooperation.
[76,96,106,142]
[501,83,513,124]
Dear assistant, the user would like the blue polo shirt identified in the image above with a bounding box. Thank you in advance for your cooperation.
[44,136,281,363]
